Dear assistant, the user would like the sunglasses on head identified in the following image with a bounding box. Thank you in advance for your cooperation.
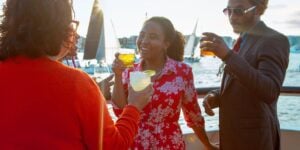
[223,6,256,16]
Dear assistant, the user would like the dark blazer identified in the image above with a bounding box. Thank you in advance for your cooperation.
[212,21,290,150]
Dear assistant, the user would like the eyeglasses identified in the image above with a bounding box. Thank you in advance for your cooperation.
[223,6,256,16]
[64,20,80,68]
[65,20,79,51]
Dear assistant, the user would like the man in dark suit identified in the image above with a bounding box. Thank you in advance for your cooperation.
[200,0,290,149]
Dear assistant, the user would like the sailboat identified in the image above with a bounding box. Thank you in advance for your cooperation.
[184,20,200,63]
[81,0,112,77]
[84,0,105,61]
[83,0,133,66]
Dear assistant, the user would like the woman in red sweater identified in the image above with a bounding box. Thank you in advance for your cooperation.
[0,0,152,149]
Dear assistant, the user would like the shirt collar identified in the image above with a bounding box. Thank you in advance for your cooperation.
[239,20,261,37]
[136,57,178,76]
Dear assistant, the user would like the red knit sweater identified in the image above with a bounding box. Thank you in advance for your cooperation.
[0,56,140,150]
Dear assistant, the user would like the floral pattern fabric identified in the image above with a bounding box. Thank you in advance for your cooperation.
[113,57,204,150]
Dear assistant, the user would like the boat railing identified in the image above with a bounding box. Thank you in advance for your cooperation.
[194,85,300,131]
[196,86,300,97]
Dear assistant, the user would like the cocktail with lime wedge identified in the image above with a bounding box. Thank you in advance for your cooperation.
[130,71,153,91]
[143,70,156,77]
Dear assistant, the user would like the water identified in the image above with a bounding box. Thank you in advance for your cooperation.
[106,53,300,133]
[189,53,300,87]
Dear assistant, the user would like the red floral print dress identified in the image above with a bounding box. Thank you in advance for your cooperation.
[113,57,205,150]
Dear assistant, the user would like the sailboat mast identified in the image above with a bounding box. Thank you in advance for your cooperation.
[110,20,121,50]
[84,0,105,61]
[191,19,198,57]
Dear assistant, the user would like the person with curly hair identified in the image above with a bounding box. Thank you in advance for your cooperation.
[0,0,153,149]
[112,16,218,150]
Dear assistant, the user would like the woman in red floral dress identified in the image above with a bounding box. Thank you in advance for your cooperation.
[112,16,218,150]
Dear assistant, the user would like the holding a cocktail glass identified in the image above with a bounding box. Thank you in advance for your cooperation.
[111,16,217,150]
[0,0,154,149]
[200,32,231,60]
[112,52,154,93]
[200,35,216,57]
[118,49,136,67]
[129,70,156,92]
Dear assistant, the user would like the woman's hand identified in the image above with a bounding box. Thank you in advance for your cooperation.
[112,53,126,77]
[127,84,153,111]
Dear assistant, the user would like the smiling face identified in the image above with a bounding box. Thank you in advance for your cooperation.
[136,21,170,61]
[227,0,260,33]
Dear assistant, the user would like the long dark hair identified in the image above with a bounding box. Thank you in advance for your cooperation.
[0,0,73,60]
[145,17,185,62]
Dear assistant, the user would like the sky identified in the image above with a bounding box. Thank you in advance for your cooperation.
[72,0,300,38]
[0,0,299,38]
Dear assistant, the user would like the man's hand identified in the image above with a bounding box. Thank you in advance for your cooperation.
[202,93,218,116]
[200,32,231,60]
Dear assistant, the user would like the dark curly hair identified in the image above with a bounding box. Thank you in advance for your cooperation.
[0,0,74,60]
[145,17,185,62]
